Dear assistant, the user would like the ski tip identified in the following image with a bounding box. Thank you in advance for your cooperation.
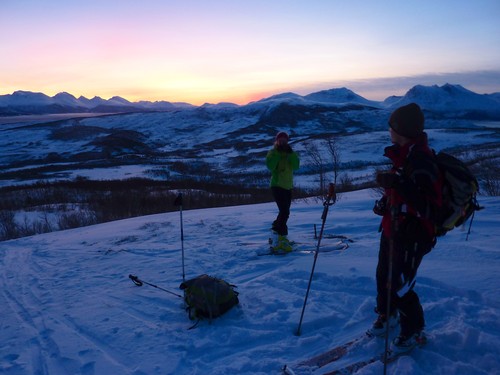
[282,364,296,375]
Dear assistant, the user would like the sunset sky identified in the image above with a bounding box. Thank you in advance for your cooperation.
[1,0,500,105]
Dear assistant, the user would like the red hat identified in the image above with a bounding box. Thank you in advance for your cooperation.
[275,131,289,142]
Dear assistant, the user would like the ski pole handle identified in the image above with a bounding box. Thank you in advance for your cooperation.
[129,274,143,286]
[128,274,184,298]
[174,193,183,207]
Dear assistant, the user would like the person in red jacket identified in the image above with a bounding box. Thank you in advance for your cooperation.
[369,103,442,353]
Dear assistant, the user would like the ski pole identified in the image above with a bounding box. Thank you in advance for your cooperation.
[174,193,186,282]
[129,274,183,299]
[383,193,399,373]
[466,199,484,241]
[296,183,336,336]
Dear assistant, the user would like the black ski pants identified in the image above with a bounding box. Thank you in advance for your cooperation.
[271,186,292,236]
[376,232,432,337]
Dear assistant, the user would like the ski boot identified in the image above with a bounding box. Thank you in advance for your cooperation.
[367,311,399,337]
[389,331,427,358]
[271,235,293,254]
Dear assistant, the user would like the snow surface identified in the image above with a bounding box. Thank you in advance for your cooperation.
[1,189,499,375]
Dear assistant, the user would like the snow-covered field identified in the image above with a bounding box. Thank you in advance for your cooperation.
[1,189,498,375]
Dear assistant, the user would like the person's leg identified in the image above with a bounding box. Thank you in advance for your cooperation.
[395,240,431,337]
[397,290,425,337]
[271,187,291,235]
[376,234,399,316]
[369,234,400,336]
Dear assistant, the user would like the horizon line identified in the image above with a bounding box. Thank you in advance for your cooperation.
[2,71,500,106]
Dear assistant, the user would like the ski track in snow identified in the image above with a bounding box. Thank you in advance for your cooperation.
[1,190,499,375]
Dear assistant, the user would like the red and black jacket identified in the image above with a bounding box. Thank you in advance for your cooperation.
[380,132,443,241]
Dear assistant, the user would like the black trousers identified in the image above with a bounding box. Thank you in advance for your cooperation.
[271,186,292,236]
[376,232,432,336]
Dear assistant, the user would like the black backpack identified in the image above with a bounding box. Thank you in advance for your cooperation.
[179,274,239,322]
[434,151,482,237]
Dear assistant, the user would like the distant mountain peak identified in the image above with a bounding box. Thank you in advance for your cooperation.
[388,83,500,112]
[304,87,378,106]
[54,91,75,97]
[257,92,303,102]
[109,96,131,104]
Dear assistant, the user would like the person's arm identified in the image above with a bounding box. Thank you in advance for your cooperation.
[266,149,280,171]
[289,151,300,171]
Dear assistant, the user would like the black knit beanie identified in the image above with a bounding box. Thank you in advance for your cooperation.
[389,103,424,138]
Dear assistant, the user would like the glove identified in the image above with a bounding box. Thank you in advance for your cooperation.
[277,144,293,153]
[373,197,387,216]
[376,172,398,189]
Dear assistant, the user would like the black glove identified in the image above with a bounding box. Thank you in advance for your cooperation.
[376,172,399,189]
[277,144,293,153]
[373,197,387,216]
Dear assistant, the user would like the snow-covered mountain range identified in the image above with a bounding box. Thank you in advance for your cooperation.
[0,84,499,191]
[1,84,499,117]
[0,91,193,115]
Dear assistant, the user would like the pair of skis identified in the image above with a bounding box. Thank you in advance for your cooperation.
[284,333,371,374]
[258,239,349,256]
[282,331,426,375]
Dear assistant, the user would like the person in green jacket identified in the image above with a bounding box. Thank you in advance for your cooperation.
[266,131,300,250]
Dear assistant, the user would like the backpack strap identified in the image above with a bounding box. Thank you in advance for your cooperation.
[399,147,441,223]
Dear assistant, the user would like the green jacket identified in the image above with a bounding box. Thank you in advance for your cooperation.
[266,147,300,190]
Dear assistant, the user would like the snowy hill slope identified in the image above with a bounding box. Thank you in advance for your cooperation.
[1,189,499,375]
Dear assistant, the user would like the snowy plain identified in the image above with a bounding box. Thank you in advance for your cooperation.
[1,188,499,375]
